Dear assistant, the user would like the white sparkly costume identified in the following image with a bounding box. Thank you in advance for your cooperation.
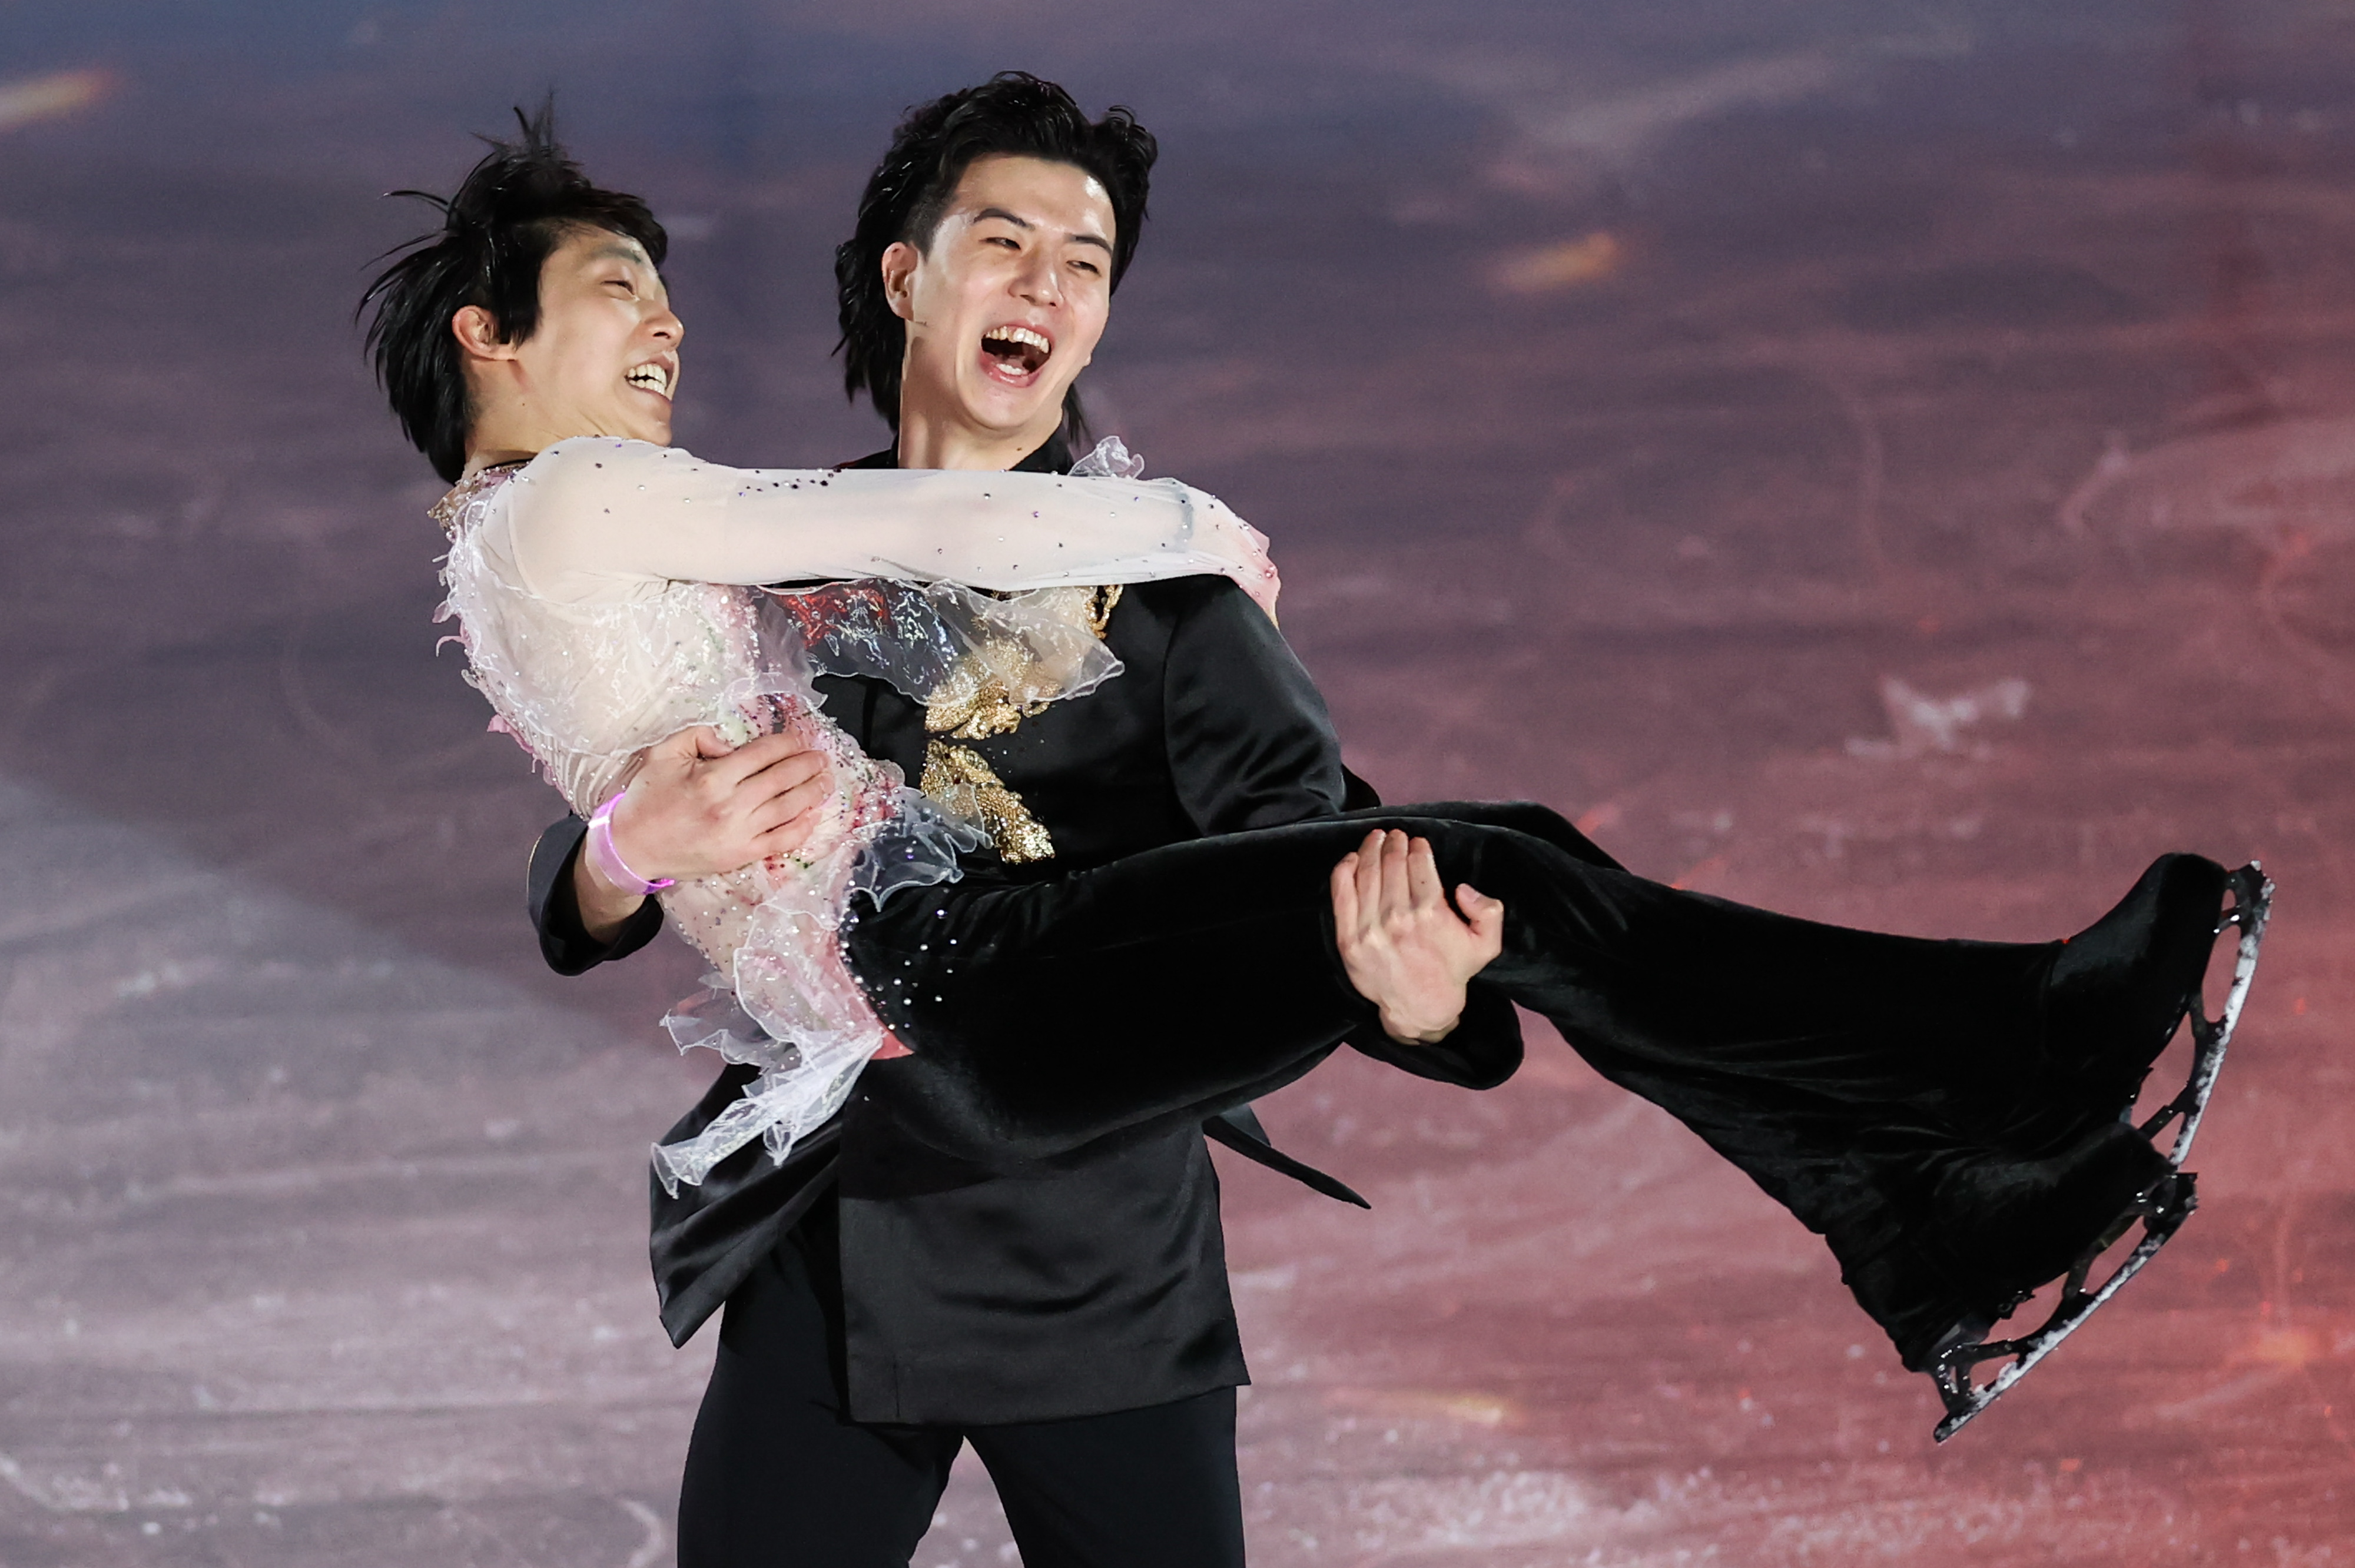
[433,436,1278,1189]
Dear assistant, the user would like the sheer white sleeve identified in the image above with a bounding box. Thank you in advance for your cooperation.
[499,436,1278,613]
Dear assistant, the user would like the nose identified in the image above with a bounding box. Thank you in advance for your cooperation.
[1012,248,1062,308]
[648,298,685,347]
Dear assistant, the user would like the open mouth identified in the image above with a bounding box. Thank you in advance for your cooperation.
[625,360,674,399]
[979,324,1052,384]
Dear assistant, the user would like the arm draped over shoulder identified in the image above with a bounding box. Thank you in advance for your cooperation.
[498,436,1278,610]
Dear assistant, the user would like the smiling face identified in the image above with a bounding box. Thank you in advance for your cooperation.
[453,224,682,467]
[883,154,1116,466]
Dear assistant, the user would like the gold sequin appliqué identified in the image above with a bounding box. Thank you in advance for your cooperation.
[920,744,1058,864]
[920,586,1122,863]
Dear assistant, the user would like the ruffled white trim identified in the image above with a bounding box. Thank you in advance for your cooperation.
[648,793,983,1193]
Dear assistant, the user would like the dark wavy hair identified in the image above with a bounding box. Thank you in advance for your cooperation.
[835,72,1157,435]
[360,103,668,481]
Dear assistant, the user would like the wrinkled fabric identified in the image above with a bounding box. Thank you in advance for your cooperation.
[831,802,2057,1377]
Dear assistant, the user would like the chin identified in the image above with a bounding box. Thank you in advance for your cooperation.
[967,385,1063,433]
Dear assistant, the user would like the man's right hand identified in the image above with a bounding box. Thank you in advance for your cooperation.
[573,725,836,941]
[1331,829,1505,1045]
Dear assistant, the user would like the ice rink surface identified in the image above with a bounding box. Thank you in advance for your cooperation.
[2,1,2352,1562]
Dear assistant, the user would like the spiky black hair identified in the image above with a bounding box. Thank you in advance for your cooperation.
[360,102,667,481]
[835,72,1157,436]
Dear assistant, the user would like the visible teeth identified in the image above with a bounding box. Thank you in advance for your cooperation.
[627,364,670,394]
[984,326,1051,354]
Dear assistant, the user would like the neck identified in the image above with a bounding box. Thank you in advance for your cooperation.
[462,390,560,479]
[462,442,539,479]
[894,390,1062,471]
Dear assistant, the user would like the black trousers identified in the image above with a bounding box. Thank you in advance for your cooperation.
[848,802,2058,1324]
[678,1230,1245,1568]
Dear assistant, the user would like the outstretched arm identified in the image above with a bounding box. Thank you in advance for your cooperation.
[503,437,1278,613]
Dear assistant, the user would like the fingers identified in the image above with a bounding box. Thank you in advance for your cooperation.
[1353,829,1385,919]
[739,742,831,799]
[704,726,815,786]
[1455,882,1502,922]
[1353,831,1456,927]
[1404,836,1445,911]
[1377,830,1414,923]
[781,765,833,809]
[642,725,721,769]
[1331,852,1361,936]
[1457,883,1507,963]
[749,777,843,843]
[745,823,800,863]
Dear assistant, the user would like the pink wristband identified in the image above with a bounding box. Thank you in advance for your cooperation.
[587,791,675,896]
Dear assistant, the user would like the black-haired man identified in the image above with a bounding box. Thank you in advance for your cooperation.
[525,75,1515,1567]
[832,69,1153,463]
[363,106,843,898]
[364,106,666,480]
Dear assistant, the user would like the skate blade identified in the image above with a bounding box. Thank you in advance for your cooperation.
[1928,862,2270,1443]
[1930,1172,2197,1441]
[2138,862,2270,1170]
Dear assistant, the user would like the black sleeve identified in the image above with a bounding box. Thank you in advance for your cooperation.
[1162,578,1352,834]
[526,814,665,976]
[1342,986,1524,1088]
[1159,579,1521,1088]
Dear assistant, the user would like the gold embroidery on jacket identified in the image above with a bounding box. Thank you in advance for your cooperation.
[918,586,1124,863]
[1084,584,1123,637]
[920,743,1059,865]
[925,646,1054,741]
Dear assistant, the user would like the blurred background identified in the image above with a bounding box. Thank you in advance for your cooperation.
[3,1,2352,1562]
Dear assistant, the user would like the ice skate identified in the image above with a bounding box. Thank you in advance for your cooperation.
[1923,861,2271,1441]
[1931,1120,2177,1295]
[2035,852,2234,1139]
[1847,1119,2174,1378]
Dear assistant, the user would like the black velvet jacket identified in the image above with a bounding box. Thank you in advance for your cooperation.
[526,434,1521,1424]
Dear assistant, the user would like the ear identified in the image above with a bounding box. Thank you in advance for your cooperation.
[880,242,920,323]
[451,304,520,364]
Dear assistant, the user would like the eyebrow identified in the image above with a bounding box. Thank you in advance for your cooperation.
[971,206,1112,254]
[588,242,651,267]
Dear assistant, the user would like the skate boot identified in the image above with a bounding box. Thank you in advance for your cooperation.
[1931,1121,2176,1295]
[1923,1149,2196,1441]
[1833,1228,2010,1380]
[2037,853,2228,1135]
[1847,1123,2171,1374]
[1923,865,2269,1441]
